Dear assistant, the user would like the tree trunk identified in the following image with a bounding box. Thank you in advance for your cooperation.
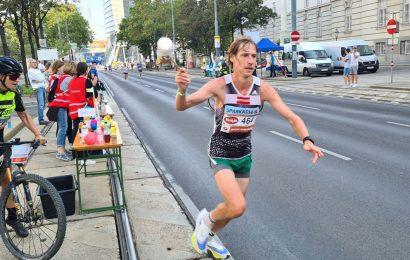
[0,24,10,56]
[32,18,40,49]
[11,10,29,86]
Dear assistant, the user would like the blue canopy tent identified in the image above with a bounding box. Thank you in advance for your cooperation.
[256,38,284,77]
[256,38,283,52]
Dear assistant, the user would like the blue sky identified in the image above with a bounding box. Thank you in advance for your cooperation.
[78,0,106,40]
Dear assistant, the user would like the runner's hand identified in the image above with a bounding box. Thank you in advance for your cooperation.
[303,141,324,164]
[175,68,190,91]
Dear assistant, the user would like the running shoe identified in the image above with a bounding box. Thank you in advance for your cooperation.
[56,153,72,162]
[191,208,211,254]
[207,238,231,259]
[6,218,29,238]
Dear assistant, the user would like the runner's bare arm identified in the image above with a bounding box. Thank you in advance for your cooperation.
[175,70,223,111]
[260,81,324,163]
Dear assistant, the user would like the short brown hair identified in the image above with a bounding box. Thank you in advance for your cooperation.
[63,61,76,76]
[227,37,258,68]
[76,62,88,76]
[50,60,64,74]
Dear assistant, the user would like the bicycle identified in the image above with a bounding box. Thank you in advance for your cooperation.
[0,138,66,259]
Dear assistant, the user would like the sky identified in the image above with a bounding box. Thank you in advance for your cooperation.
[77,0,106,40]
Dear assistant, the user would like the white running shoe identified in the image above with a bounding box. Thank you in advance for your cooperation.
[207,237,231,259]
[191,208,211,254]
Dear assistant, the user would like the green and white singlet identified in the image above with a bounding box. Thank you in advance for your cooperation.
[208,74,262,159]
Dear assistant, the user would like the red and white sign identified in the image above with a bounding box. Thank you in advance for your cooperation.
[387,19,397,35]
[291,31,300,43]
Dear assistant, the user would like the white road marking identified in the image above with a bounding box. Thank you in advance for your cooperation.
[203,106,211,110]
[155,88,164,93]
[145,85,151,88]
[285,102,320,110]
[269,130,352,161]
[387,121,410,128]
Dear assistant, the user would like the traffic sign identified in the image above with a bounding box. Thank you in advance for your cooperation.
[291,31,300,44]
[387,19,397,35]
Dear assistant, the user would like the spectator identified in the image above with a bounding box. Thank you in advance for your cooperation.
[342,48,351,87]
[69,62,98,140]
[269,51,276,77]
[27,58,48,125]
[349,46,360,87]
[48,61,76,161]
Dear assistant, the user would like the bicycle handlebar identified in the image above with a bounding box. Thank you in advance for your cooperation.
[0,138,40,149]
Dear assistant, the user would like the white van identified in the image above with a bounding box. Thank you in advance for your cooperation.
[321,39,379,73]
[283,42,333,76]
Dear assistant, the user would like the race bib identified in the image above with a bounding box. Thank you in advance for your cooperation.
[221,105,259,133]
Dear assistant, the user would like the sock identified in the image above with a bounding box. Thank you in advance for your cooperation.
[204,212,216,230]
[7,207,17,220]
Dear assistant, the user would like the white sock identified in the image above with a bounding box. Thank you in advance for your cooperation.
[203,212,216,230]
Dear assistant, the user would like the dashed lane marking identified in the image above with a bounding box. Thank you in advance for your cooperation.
[269,130,352,161]
[285,102,320,110]
[387,121,410,128]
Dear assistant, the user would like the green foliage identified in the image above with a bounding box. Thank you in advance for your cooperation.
[118,0,275,57]
[44,4,93,56]
[118,0,177,57]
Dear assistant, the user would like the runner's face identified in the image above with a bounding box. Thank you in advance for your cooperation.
[231,44,257,76]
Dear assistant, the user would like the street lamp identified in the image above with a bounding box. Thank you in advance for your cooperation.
[335,28,339,41]
[214,0,221,58]
[170,0,177,64]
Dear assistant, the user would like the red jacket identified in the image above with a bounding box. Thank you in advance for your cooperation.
[68,76,94,119]
[48,74,70,108]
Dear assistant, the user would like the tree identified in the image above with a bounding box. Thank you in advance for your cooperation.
[117,0,177,59]
[0,11,10,56]
[176,0,214,54]
[4,0,30,85]
[221,0,276,36]
[44,4,93,57]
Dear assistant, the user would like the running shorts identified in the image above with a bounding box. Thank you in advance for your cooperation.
[343,67,350,76]
[209,155,252,178]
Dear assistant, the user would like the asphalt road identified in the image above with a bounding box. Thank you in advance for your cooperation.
[101,71,409,260]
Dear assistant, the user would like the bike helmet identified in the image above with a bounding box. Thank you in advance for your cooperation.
[0,56,23,75]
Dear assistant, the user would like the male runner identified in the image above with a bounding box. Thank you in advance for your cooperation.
[0,57,45,237]
[175,37,324,258]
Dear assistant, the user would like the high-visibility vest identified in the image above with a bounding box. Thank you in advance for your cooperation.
[0,91,16,128]
[48,74,70,108]
[69,76,94,119]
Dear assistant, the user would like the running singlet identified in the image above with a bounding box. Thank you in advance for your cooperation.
[208,74,262,159]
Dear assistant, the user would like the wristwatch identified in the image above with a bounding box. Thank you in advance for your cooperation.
[302,136,314,144]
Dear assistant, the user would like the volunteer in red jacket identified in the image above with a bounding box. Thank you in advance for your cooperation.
[69,62,98,140]
[49,62,76,161]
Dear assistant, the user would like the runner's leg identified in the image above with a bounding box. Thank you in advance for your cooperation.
[211,177,249,233]
[210,169,247,233]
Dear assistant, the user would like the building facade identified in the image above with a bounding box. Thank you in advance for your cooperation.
[256,0,410,63]
[103,0,134,64]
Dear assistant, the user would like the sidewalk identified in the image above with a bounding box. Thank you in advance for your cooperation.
[0,99,210,259]
[142,68,409,106]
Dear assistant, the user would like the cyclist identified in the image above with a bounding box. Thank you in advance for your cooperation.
[0,56,45,237]
[175,37,324,258]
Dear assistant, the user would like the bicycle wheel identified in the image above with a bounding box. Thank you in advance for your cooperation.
[0,173,66,260]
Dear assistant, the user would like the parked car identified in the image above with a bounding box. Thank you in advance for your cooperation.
[283,42,333,76]
[321,39,379,73]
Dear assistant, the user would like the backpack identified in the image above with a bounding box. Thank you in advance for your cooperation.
[47,78,59,102]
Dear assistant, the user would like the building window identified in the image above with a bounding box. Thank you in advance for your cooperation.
[304,12,309,39]
[375,42,386,55]
[317,0,322,4]
[400,40,410,54]
[305,0,309,8]
[317,8,322,37]
[404,1,410,23]
[378,0,387,27]
[345,8,352,31]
